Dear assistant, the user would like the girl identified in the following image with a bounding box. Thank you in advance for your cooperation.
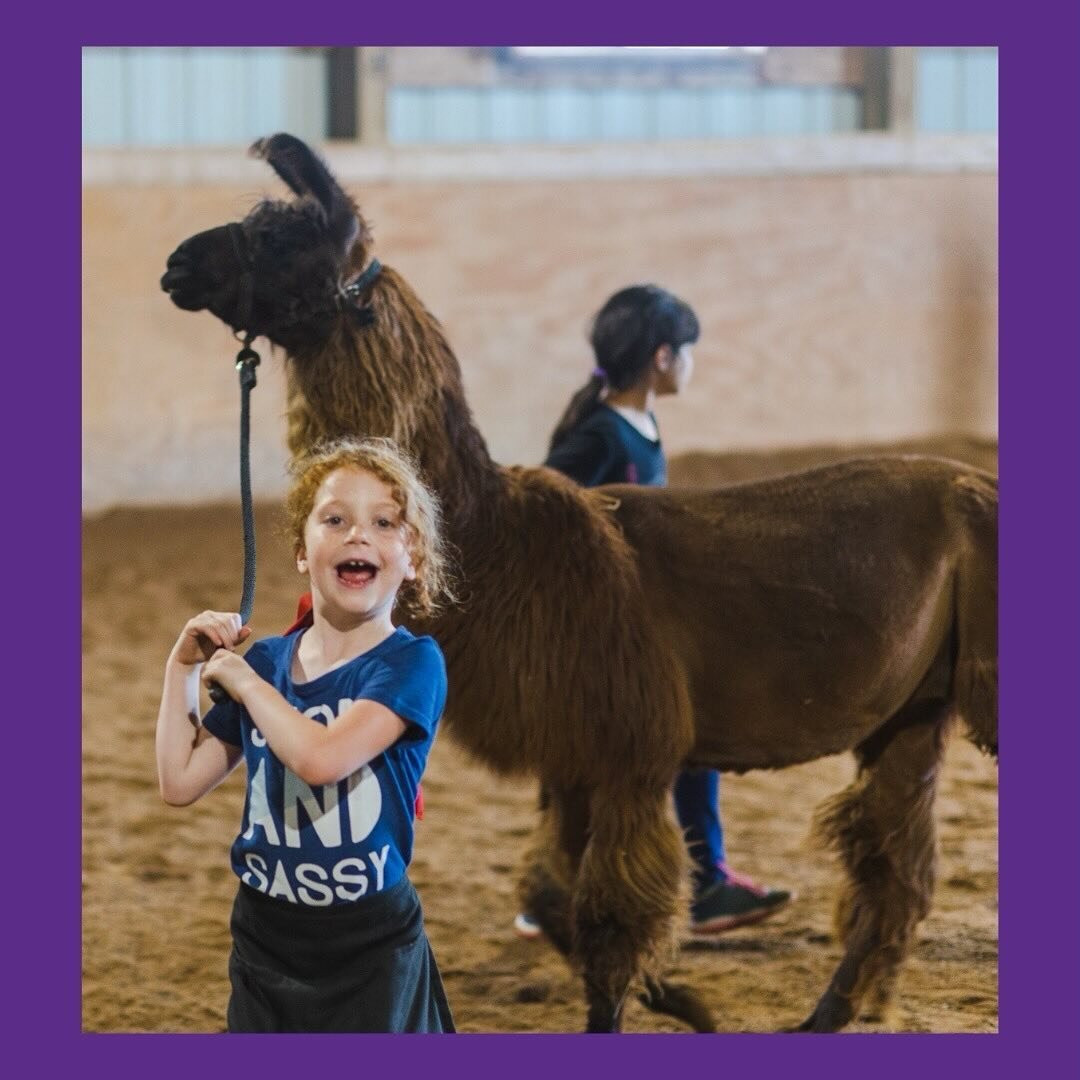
[517,284,791,937]
[156,436,455,1032]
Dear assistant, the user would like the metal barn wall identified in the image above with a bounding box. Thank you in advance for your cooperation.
[916,48,998,133]
[81,47,998,148]
[81,47,328,147]
[387,85,863,142]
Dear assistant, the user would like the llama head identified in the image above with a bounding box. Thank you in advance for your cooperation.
[160,134,372,349]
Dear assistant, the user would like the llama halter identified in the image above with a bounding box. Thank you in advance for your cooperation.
[342,257,382,300]
[338,258,382,327]
[227,222,257,335]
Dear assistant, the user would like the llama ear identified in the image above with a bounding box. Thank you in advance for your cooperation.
[251,133,359,256]
[251,134,334,202]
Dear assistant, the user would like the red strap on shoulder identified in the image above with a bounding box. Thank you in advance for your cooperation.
[282,592,424,820]
[283,591,314,634]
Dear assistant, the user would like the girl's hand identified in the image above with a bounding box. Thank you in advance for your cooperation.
[202,648,259,703]
[170,611,252,667]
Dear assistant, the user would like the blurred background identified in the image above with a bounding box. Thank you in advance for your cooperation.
[82,46,998,512]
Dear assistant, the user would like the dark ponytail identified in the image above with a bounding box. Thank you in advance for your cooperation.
[547,369,608,453]
[547,284,699,455]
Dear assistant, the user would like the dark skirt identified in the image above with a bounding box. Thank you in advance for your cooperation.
[226,876,454,1033]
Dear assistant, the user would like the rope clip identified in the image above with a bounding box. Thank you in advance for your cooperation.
[235,342,261,388]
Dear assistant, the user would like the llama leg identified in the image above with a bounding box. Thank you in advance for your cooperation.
[638,976,717,1033]
[574,784,711,1033]
[520,783,714,1031]
[517,785,589,957]
[798,700,949,1033]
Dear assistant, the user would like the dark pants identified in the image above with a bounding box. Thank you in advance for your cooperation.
[673,768,726,890]
[227,875,454,1033]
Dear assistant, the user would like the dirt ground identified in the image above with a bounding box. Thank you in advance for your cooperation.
[82,497,997,1034]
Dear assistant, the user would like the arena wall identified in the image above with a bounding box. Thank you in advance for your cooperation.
[82,135,997,511]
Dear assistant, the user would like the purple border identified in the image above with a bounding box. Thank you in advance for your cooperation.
[53,2,1080,1075]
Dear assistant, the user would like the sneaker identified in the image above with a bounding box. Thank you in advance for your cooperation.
[689,864,791,935]
[513,911,544,940]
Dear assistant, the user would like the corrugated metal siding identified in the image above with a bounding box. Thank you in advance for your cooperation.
[916,48,998,133]
[388,84,863,143]
[82,47,328,147]
[82,48,998,147]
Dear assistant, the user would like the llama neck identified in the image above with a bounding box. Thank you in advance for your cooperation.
[283,269,507,539]
[409,376,507,533]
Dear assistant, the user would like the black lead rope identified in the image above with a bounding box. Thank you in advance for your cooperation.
[208,338,261,705]
[203,248,381,705]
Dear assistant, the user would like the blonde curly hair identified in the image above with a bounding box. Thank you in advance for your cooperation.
[284,436,456,620]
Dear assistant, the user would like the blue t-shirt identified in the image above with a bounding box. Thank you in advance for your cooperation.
[202,626,446,907]
[545,404,666,487]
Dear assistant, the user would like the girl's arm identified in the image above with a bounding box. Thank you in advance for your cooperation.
[203,651,407,786]
[156,657,244,805]
[156,611,248,806]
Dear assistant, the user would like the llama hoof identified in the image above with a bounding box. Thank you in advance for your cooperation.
[795,999,852,1033]
[794,1014,831,1032]
[638,977,716,1033]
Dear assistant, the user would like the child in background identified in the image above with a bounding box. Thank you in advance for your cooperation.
[516,284,791,938]
[156,436,455,1032]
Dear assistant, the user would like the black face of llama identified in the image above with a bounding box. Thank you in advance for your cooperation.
[161,134,368,350]
[161,134,998,1035]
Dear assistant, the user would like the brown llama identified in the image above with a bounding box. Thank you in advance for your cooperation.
[160,134,998,1034]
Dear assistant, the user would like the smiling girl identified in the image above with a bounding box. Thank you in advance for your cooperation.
[155,436,456,1032]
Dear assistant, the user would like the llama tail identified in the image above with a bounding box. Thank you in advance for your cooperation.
[952,470,998,759]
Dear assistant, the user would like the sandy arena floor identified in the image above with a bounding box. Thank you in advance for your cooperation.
[82,501,997,1034]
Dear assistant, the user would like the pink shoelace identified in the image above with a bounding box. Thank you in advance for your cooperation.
[716,862,769,896]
